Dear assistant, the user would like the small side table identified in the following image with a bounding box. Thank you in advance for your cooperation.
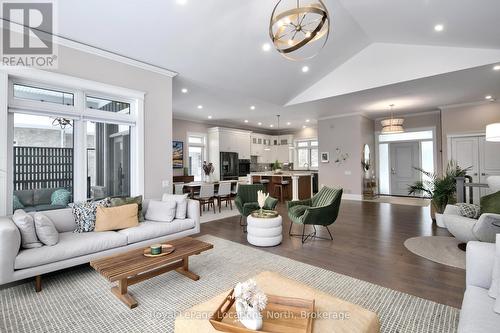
[247,212,282,247]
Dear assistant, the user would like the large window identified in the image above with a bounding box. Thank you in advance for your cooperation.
[7,79,142,213]
[188,134,206,181]
[295,140,318,169]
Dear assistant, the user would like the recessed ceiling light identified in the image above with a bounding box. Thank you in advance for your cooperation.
[434,24,444,32]
[485,95,493,100]
[181,88,188,94]
[258,122,262,126]
[250,105,256,110]
[305,119,310,122]
[207,115,212,119]
[302,125,307,129]
[302,66,309,73]
[270,124,274,128]
[262,43,271,52]
[244,120,249,123]
[176,0,187,5]
[197,105,203,109]
[286,122,291,126]
[494,65,500,71]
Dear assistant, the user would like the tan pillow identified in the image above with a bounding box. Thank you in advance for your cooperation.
[94,203,139,232]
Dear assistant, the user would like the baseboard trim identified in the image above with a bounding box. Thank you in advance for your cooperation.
[342,194,363,201]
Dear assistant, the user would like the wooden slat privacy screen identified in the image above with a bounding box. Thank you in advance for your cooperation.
[13,146,73,191]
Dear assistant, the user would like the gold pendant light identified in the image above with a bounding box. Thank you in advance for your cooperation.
[381,104,404,134]
[269,0,330,61]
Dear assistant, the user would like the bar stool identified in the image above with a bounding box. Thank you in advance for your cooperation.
[259,178,270,192]
[273,178,289,203]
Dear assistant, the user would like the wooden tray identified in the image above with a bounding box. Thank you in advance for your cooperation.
[210,289,314,333]
[143,244,175,257]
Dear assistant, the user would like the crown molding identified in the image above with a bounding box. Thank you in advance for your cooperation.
[438,100,497,110]
[374,109,440,121]
[318,111,367,121]
[1,18,178,78]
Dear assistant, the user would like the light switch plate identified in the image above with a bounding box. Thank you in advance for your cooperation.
[344,170,352,175]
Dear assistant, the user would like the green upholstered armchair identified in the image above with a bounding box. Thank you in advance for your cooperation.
[287,186,343,243]
[235,184,278,228]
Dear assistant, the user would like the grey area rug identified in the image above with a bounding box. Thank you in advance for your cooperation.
[404,236,465,269]
[0,235,459,333]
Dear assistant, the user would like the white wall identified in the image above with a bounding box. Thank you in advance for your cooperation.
[3,44,174,201]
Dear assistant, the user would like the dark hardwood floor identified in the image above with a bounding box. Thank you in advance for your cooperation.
[199,200,465,308]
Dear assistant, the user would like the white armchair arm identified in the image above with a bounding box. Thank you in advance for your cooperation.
[473,213,500,243]
[466,241,496,289]
[186,199,200,233]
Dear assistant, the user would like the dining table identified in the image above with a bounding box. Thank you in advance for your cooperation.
[181,180,240,198]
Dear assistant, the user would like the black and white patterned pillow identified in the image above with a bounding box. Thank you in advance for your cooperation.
[70,198,110,232]
[456,203,481,219]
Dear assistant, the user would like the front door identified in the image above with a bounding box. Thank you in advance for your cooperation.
[390,142,421,196]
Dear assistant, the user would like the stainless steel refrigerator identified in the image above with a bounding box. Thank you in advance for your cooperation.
[220,152,239,180]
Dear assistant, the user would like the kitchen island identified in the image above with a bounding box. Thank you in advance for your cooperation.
[248,172,314,201]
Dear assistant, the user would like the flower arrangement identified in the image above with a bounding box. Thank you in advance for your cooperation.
[257,190,269,215]
[202,161,214,176]
[234,279,268,330]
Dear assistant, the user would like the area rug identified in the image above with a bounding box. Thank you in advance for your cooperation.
[199,205,239,224]
[0,235,459,333]
[404,236,465,269]
[365,196,431,207]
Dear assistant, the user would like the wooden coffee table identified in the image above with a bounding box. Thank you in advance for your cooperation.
[90,237,213,309]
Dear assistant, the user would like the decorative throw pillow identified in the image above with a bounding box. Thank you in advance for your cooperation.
[456,203,481,219]
[51,189,72,206]
[145,200,177,222]
[13,195,24,211]
[162,193,188,219]
[481,190,500,215]
[94,203,139,232]
[12,210,43,249]
[70,198,110,233]
[110,195,145,222]
[34,213,59,246]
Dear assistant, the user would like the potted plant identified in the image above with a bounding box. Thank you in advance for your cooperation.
[408,160,469,228]
[272,160,282,174]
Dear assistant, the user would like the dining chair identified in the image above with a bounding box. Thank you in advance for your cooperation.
[193,183,215,215]
[174,182,185,195]
[216,181,232,212]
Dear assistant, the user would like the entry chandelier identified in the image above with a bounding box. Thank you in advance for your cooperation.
[381,104,405,134]
[269,0,330,61]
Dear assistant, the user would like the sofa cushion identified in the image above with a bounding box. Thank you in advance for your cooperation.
[12,210,43,249]
[34,213,59,246]
[110,195,145,222]
[34,188,56,205]
[15,231,127,270]
[162,194,188,219]
[34,204,67,212]
[51,189,72,206]
[30,208,76,233]
[118,219,196,244]
[458,286,500,333]
[13,195,24,211]
[70,198,111,233]
[15,190,34,207]
[457,203,481,219]
[95,204,139,232]
[145,200,176,222]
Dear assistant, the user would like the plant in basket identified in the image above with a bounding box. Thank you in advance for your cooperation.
[234,279,268,330]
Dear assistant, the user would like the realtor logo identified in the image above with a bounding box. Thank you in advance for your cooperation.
[1,1,57,67]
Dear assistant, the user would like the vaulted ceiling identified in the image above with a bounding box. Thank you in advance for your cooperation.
[18,0,500,130]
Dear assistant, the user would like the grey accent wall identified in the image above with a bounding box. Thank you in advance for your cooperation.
[318,115,374,196]
[51,45,173,200]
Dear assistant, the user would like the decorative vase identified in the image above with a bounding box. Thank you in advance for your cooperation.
[235,301,263,331]
[435,213,446,229]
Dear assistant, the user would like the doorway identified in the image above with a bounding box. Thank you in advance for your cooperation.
[450,135,500,203]
[390,142,421,196]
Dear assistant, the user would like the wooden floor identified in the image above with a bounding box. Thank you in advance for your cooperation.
[199,200,465,308]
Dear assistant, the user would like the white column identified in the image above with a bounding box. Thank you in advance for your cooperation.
[291,175,299,201]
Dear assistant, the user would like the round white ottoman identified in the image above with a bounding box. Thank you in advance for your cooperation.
[247,214,282,247]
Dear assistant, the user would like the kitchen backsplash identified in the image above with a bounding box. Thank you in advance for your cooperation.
[250,162,294,172]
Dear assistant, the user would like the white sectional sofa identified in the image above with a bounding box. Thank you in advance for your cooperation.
[0,199,200,288]
[459,238,500,332]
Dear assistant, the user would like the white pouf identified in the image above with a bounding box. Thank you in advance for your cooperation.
[247,214,282,247]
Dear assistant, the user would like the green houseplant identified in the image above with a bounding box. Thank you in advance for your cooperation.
[408,160,469,227]
[272,160,282,174]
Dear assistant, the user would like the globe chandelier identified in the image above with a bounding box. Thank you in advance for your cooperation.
[269,0,330,61]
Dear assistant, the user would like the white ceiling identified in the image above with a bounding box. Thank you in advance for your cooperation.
[11,0,500,130]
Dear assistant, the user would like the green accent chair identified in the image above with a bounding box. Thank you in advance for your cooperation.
[287,186,343,243]
[235,184,278,230]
